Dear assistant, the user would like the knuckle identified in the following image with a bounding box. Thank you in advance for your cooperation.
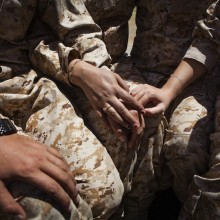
[62,173,72,184]
[102,90,113,99]
[33,153,44,162]
[116,106,125,115]
[108,111,116,117]
[48,182,60,195]
[145,90,152,96]
[68,170,74,179]
[17,160,38,176]
[61,163,69,172]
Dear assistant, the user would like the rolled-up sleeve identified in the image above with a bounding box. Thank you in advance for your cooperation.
[29,0,111,85]
[184,0,220,73]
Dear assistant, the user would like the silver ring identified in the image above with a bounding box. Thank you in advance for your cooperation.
[103,106,112,113]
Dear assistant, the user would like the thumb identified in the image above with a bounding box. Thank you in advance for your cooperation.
[144,104,164,116]
[0,180,26,219]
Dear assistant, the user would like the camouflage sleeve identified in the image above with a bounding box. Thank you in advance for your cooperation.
[184,0,220,73]
[29,0,111,85]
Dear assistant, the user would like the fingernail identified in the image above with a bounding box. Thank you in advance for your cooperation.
[68,202,73,212]
[76,194,80,204]
[74,194,80,208]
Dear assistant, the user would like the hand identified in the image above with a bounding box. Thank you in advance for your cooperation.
[106,109,145,149]
[68,60,144,129]
[0,134,78,219]
[131,84,173,116]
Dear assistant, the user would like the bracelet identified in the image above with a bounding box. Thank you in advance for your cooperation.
[68,59,81,71]
[68,59,81,86]
[170,74,184,88]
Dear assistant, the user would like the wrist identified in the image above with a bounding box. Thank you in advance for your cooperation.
[161,85,179,103]
[162,74,185,100]
[67,59,82,86]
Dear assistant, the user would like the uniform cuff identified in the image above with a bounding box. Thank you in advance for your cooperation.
[184,40,218,73]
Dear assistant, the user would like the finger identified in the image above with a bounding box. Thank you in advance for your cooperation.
[115,73,129,91]
[47,147,67,162]
[104,105,131,128]
[40,160,78,205]
[144,104,165,116]
[128,114,144,149]
[109,99,140,128]
[0,181,26,219]
[117,89,144,112]
[47,149,77,185]
[95,109,102,118]
[132,90,145,101]
[138,94,152,106]
[107,118,127,143]
[130,86,143,96]
[28,171,77,211]
[46,153,77,185]
[46,154,69,173]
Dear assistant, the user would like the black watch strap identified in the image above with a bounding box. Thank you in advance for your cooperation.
[0,119,17,136]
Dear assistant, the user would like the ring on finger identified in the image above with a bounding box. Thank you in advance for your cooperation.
[103,105,112,113]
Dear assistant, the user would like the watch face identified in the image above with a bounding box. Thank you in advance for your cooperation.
[0,119,17,136]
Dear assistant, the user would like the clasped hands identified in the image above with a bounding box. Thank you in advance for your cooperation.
[68,60,175,148]
[68,60,171,149]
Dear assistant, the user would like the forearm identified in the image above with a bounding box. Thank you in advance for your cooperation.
[164,0,220,102]
[162,58,207,101]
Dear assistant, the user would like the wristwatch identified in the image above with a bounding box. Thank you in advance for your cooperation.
[0,119,17,136]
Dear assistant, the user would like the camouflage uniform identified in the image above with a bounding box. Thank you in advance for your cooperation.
[0,1,126,219]
[0,1,151,219]
[176,1,220,219]
[11,0,219,219]
[64,0,220,219]
[59,1,167,218]
[129,0,220,209]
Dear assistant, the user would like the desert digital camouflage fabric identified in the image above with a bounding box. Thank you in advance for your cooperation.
[0,0,127,219]
[29,0,167,219]
[129,1,220,218]
[53,0,220,219]
[3,0,219,220]
[176,1,220,219]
